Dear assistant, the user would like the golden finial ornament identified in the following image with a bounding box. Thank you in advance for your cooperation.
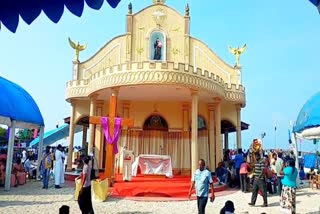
[228,44,246,67]
[68,37,87,61]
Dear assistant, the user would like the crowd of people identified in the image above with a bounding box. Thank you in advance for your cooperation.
[188,145,306,214]
[0,145,69,189]
[0,148,38,187]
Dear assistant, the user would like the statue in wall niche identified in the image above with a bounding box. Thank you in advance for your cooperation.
[153,38,162,60]
[228,44,246,67]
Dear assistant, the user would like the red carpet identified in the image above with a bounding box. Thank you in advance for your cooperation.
[111,174,227,199]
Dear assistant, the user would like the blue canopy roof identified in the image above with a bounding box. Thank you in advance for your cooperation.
[29,124,82,147]
[293,91,320,133]
[309,0,320,13]
[0,0,121,33]
[0,76,44,128]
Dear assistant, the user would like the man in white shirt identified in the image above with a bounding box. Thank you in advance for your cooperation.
[273,152,284,196]
[23,157,36,178]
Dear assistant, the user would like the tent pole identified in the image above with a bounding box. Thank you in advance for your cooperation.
[291,132,300,188]
[5,121,16,191]
[36,126,45,180]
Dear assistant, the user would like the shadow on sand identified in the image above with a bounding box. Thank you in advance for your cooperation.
[0,200,68,207]
[116,212,153,214]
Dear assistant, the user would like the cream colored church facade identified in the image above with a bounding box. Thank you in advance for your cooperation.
[65,0,247,177]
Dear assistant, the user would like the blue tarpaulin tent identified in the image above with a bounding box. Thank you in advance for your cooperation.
[0,76,44,191]
[0,0,122,33]
[0,76,44,128]
[294,91,320,139]
[29,124,82,148]
[304,154,318,168]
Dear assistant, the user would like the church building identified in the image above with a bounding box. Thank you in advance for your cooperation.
[65,0,248,181]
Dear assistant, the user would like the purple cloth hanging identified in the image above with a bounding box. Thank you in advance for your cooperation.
[101,117,122,154]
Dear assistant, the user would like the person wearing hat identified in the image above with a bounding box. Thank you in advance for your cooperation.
[248,152,268,207]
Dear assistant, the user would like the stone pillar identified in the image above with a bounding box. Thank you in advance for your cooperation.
[81,126,87,148]
[208,103,216,171]
[88,95,97,155]
[182,103,190,132]
[118,101,130,173]
[214,98,222,165]
[224,130,229,150]
[191,90,198,176]
[182,103,190,175]
[72,60,80,80]
[95,100,104,168]
[236,104,242,149]
[126,8,133,62]
[184,4,190,64]
[67,102,76,171]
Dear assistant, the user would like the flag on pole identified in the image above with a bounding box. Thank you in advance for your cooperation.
[309,0,320,13]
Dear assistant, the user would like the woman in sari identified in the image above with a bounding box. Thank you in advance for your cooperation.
[12,158,26,186]
[280,159,298,214]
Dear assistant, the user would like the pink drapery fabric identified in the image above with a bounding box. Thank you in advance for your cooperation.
[33,129,38,139]
[101,117,122,154]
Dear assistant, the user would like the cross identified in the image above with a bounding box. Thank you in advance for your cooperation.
[89,93,134,180]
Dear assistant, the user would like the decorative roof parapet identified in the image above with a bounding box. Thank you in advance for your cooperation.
[66,61,245,105]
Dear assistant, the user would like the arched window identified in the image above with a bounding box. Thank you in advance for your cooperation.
[150,31,166,61]
[143,114,168,131]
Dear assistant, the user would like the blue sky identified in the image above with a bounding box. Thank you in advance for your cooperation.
[0,0,319,152]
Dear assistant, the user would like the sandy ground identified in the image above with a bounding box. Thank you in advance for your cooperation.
[0,179,319,214]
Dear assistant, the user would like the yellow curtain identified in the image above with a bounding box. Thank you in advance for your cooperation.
[142,131,165,155]
[163,132,183,169]
[198,130,209,169]
[115,129,202,174]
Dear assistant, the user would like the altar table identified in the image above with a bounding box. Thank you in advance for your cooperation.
[131,154,173,178]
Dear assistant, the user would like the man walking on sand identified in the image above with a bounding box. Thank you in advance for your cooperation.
[248,152,268,207]
[189,159,215,214]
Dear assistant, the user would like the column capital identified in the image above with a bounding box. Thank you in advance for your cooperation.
[96,100,104,108]
[190,89,198,96]
[182,102,190,111]
[111,87,120,96]
[89,94,98,101]
[212,97,222,103]
[235,104,242,111]
[122,101,131,109]
[207,103,216,111]
[70,99,76,107]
